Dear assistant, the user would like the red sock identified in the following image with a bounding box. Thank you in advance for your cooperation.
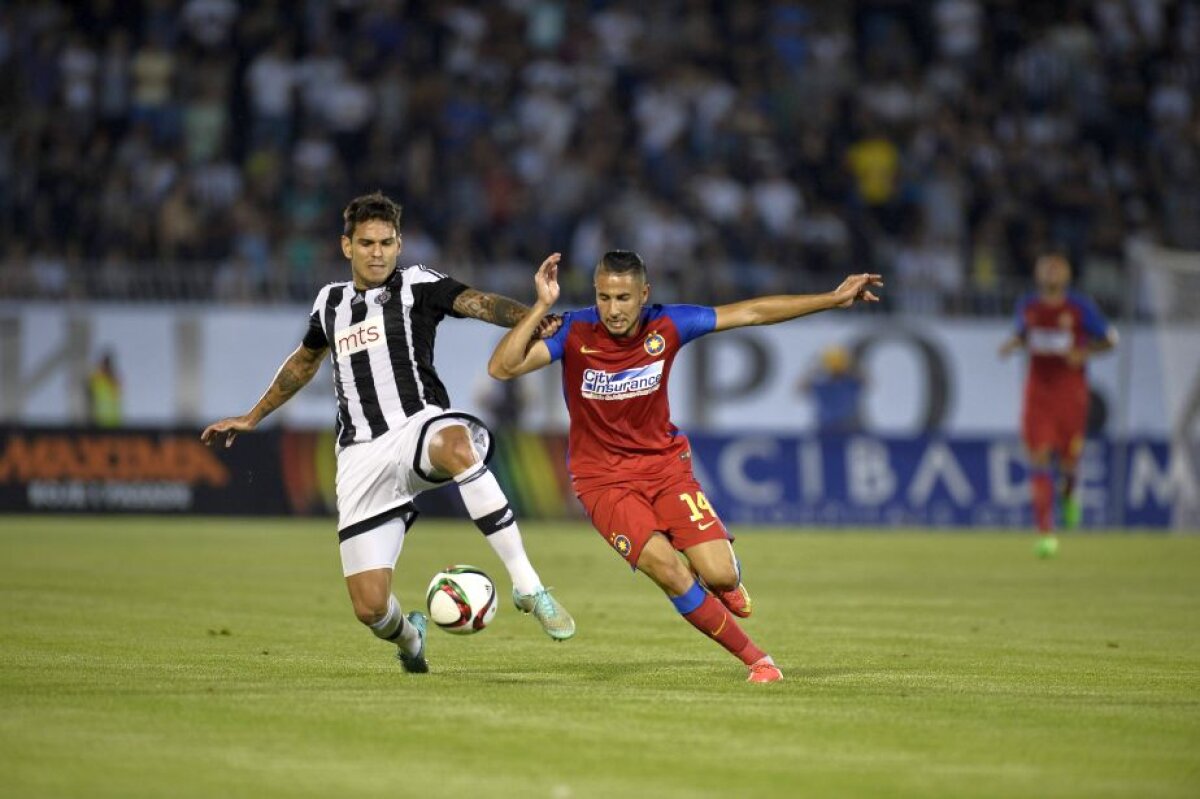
[1031,471,1054,533]
[682,593,766,665]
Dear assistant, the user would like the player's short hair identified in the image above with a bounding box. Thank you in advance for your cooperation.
[342,191,403,237]
[596,250,646,281]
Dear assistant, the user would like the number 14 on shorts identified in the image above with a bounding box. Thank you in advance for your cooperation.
[680,491,718,529]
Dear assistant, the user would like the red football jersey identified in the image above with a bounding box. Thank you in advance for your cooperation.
[1013,290,1112,395]
[544,304,717,488]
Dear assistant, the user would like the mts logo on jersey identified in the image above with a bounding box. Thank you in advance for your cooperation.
[335,318,386,357]
[581,361,664,401]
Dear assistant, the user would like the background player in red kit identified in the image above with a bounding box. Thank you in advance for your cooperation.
[489,250,882,682]
[1000,252,1118,557]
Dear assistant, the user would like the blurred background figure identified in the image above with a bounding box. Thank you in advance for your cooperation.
[800,344,866,435]
[86,350,123,428]
[474,373,529,436]
[999,252,1118,556]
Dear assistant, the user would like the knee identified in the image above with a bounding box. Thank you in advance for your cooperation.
[427,428,478,475]
[702,565,740,593]
[351,596,389,627]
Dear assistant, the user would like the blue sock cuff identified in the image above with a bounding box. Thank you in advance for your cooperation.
[670,581,707,615]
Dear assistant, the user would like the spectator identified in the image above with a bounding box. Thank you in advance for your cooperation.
[86,350,123,428]
[800,345,867,435]
[0,0,1194,320]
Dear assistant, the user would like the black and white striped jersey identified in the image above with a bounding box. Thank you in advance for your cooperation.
[301,264,469,447]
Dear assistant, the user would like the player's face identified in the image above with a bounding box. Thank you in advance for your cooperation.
[1035,255,1071,293]
[594,270,649,338]
[342,219,401,289]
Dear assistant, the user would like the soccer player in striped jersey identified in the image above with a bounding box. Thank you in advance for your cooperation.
[999,252,1118,557]
[489,250,882,683]
[201,192,575,673]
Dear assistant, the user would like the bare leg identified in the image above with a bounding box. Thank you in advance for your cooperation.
[345,566,423,665]
[683,539,740,592]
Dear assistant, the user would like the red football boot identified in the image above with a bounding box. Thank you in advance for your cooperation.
[715,582,753,618]
[747,656,783,683]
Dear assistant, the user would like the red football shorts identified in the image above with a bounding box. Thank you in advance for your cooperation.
[1022,387,1088,464]
[575,471,732,568]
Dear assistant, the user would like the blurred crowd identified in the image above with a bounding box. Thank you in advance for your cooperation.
[0,0,1198,313]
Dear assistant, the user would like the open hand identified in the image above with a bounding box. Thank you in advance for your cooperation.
[535,253,561,308]
[832,273,884,308]
[200,416,256,448]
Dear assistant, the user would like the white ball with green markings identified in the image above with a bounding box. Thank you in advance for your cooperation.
[426,566,498,634]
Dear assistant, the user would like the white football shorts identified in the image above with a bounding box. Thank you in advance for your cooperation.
[335,406,492,576]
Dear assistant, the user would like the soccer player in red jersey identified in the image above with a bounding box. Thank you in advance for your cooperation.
[999,253,1118,557]
[489,250,882,682]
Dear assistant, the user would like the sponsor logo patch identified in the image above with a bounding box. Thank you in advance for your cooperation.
[335,318,386,357]
[581,361,664,401]
[1027,327,1073,355]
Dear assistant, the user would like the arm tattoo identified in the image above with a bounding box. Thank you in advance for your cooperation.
[454,289,530,328]
[275,361,309,397]
[258,350,322,417]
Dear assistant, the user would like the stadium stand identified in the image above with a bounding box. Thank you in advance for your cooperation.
[0,0,1197,312]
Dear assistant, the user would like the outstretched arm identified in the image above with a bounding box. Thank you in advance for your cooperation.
[200,343,327,448]
[454,287,561,338]
[488,254,561,381]
[713,273,883,332]
[454,288,530,327]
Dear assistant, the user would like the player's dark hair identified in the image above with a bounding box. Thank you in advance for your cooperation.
[342,191,403,237]
[596,250,646,280]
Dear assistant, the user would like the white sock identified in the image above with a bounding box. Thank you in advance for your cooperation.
[484,526,542,595]
[369,594,420,653]
[455,463,542,595]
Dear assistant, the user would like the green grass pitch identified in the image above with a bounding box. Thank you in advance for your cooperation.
[1,517,1198,799]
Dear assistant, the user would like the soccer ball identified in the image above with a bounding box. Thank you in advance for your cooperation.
[425,566,498,634]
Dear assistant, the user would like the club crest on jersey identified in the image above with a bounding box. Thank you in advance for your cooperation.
[644,332,666,356]
[610,533,632,556]
[375,288,391,305]
[581,361,664,401]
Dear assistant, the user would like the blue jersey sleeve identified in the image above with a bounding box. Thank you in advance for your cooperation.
[1012,294,1032,336]
[1071,292,1111,339]
[543,311,572,362]
[664,305,717,345]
